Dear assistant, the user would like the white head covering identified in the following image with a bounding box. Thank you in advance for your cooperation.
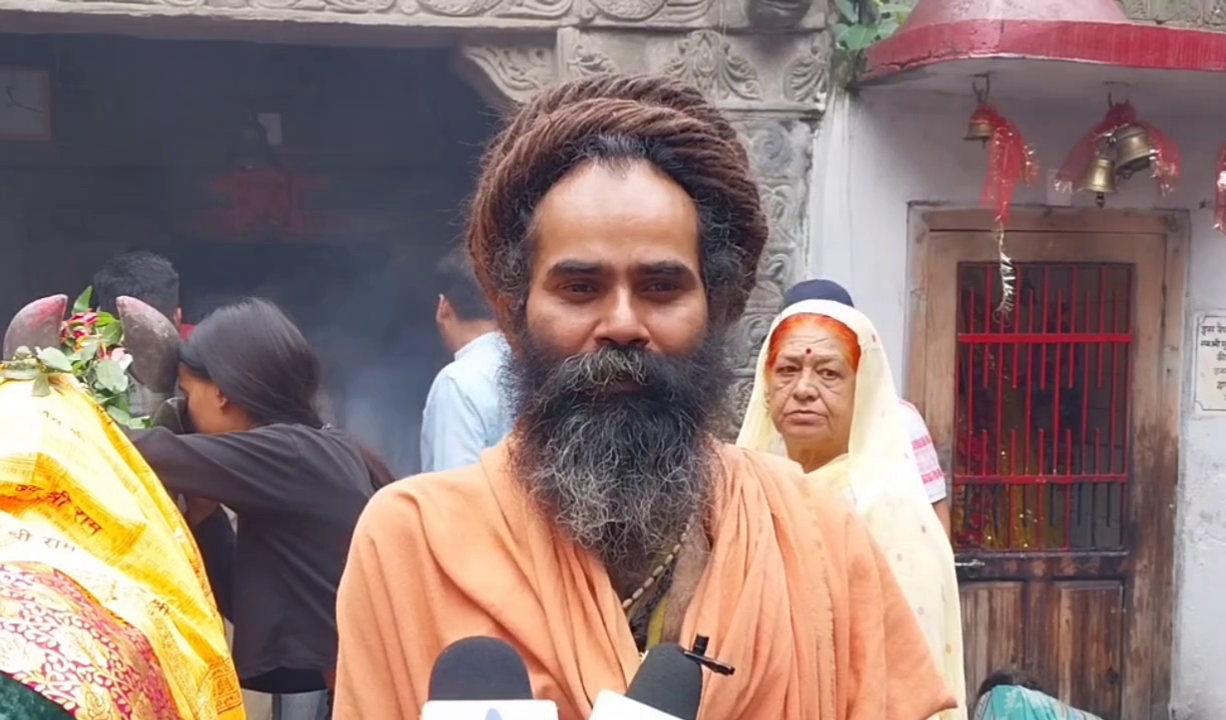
[736,299,968,719]
[735,298,929,512]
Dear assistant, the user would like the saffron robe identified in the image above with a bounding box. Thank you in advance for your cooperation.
[333,442,957,720]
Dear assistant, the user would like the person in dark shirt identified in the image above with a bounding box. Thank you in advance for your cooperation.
[130,298,393,706]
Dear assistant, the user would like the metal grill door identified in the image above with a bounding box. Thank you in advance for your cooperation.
[909,215,1183,720]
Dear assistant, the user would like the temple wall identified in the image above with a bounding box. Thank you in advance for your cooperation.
[0,35,498,474]
[0,0,832,443]
[810,85,1224,719]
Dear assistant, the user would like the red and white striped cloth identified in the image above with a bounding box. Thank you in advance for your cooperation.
[899,399,948,503]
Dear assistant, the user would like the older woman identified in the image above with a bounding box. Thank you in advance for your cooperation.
[737,298,967,720]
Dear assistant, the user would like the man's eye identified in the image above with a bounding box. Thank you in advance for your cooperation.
[644,282,680,293]
[561,283,596,294]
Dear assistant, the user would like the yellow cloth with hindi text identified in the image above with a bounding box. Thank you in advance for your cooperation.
[0,376,244,720]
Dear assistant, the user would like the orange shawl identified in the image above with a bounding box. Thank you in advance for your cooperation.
[334,442,955,720]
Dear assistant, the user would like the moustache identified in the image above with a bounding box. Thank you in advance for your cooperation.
[530,345,705,402]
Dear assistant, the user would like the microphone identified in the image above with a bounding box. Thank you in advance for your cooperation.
[421,636,558,720]
[589,643,703,720]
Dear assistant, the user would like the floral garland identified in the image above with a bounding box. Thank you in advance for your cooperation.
[1,287,149,429]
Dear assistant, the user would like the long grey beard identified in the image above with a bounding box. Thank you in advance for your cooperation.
[508,334,729,587]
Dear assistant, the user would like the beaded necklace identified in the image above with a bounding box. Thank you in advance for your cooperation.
[619,521,690,612]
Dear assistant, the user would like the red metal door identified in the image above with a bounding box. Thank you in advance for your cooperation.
[909,213,1183,720]
[954,261,1130,717]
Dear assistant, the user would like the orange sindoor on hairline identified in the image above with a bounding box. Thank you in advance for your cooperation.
[766,314,860,373]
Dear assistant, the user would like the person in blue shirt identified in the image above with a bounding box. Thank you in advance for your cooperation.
[420,245,513,472]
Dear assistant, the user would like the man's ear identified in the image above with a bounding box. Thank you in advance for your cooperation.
[436,294,451,324]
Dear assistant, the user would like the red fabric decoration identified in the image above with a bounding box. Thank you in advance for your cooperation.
[1216,145,1226,234]
[1055,101,1182,196]
[970,104,1039,226]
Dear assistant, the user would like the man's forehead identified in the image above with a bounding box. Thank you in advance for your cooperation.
[531,163,701,263]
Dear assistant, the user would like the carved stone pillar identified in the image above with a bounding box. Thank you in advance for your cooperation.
[456,27,829,431]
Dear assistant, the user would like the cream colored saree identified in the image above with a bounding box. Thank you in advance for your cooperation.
[737,299,968,720]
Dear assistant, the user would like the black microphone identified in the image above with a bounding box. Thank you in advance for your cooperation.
[590,643,703,720]
[422,636,558,719]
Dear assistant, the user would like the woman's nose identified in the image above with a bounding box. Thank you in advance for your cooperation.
[792,373,819,401]
[595,288,649,348]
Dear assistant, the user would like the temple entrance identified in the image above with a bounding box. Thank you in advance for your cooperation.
[908,209,1185,720]
[0,32,497,476]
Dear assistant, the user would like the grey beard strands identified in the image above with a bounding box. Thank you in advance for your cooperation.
[508,334,730,582]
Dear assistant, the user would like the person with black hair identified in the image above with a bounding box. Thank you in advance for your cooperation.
[129,298,394,717]
[91,250,197,337]
[419,244,512,472]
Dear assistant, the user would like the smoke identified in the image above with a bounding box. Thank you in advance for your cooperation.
[180,244,449,478]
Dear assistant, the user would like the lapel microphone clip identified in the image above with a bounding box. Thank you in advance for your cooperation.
[682,635,735,676]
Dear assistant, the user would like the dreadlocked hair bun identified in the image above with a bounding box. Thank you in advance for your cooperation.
[467,73,768,330]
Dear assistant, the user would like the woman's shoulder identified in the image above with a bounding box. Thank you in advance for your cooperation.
[255,423,373,487]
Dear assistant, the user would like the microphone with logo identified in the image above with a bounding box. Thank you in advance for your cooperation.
[420,637,559,720]
[588,643,703,720]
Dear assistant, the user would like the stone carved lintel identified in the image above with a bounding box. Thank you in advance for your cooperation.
[454,41,559,110]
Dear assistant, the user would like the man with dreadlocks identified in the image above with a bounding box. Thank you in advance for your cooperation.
[333,74,956,720]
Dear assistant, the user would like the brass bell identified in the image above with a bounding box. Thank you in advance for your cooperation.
[1077,155,1117,208]
[1110,124,1158,179]
[965,116,993,145]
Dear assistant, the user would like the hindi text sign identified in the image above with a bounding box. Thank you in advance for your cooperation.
[1194,314,1226,412]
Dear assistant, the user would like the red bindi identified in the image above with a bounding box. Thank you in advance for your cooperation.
[804,348,812,355]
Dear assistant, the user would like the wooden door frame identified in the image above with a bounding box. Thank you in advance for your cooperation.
[905,207,1186,719]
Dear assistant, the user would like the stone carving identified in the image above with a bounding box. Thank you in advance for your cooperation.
[1118,0,1153,18]
[1121,0,1226,24]
[245,0,392,9]
[413,0,501,17]
[759,182,803,244]
[752,243,797,306]
[661,31,763,101]
[719,116,808,421]
[1209,0,1226,24]
[745,0,812,29]
[457,45,557,106]
[567,36,618,77]
[216,0,576,18]
[724,371,759,440]
[782,34,831,105]
[1161,0,1202,22]
[496,0,575,20]
[578,0,710,23]
[741,122,794,177]
[729,308,775,363]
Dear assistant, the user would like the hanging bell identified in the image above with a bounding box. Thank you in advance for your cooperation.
[1111,124,1158,179]
[1077,155,1117,208]
[965,115,994,145]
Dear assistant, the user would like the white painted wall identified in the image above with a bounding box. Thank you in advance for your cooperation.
[807,84,1225,718]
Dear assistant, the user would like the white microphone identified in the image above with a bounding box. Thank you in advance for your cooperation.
[420,637,558,720]
[589,643,703,720]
